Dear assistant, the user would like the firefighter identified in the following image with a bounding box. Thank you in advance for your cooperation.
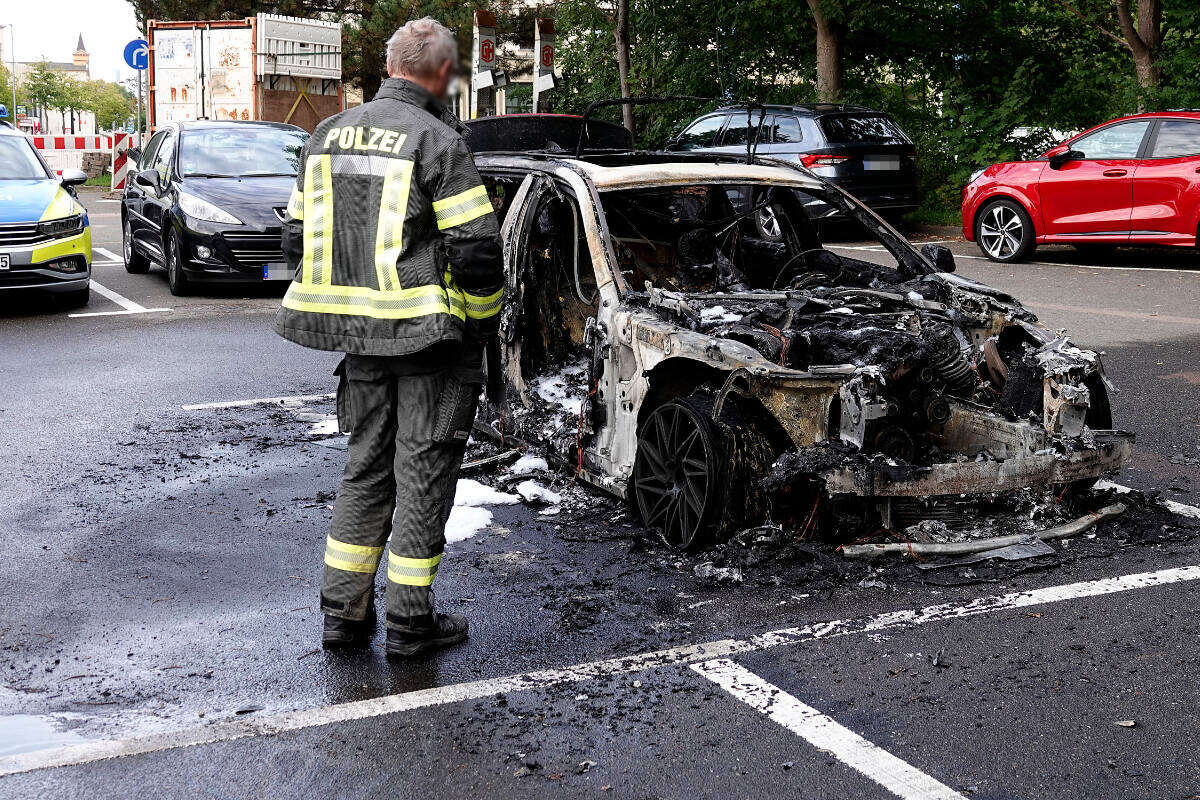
[276,17,503,657]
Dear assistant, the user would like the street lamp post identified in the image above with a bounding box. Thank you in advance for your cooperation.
[0,25,15,124]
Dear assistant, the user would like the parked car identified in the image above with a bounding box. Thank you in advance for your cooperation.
[121,120,309,295]
[963,111,1200,262]
[453,114,1129,549]
[0,123,91,308]
[666,103,919,220]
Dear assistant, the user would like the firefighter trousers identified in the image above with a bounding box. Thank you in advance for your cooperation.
[320,345,482,625]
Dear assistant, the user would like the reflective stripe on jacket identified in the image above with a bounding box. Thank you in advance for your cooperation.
[275,78,504,356]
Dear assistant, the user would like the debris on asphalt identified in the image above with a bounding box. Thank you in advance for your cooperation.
[1115,720,1137,728]
[842,503,1127,560]
[693,562,745,584]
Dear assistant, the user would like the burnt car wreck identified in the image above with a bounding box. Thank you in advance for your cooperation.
[466,114,1133,551]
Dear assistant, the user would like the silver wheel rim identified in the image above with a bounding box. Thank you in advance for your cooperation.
[979,205,1023,259]
[123,221,132,263]
[757,206,782,240]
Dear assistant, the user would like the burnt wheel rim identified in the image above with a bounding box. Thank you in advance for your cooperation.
[633,402,718,549]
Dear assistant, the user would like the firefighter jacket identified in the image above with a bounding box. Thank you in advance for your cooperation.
[276,78,504,356]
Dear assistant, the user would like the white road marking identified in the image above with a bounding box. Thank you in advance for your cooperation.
[694,660,966,800]
[3,562,1200,777]
[68,279,171,319]
[93,247,122,262]
[946,251,1200,274]
[1099,481,1200,520]
[182,393,336,411]
[69,309,173,318]
[827,244,1200,275]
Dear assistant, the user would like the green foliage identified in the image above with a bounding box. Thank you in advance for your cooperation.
[124,0,1200,222]
[553,0,1200,223]
[87,81,137,131]
[22,63,64,114]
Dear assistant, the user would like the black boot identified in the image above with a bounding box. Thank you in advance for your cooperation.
[385,612,469,656]
[322,597,375,647]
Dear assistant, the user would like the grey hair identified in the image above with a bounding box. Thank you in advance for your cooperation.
[386,17,458,78]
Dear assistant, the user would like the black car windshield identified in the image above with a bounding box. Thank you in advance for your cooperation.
[179,127,308,178]
[819,114,909,144]
[0,137,50,179]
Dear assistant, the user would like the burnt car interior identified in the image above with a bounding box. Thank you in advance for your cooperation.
[601,183,906,293]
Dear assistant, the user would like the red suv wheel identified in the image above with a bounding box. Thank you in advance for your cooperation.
[975,199,1035,263]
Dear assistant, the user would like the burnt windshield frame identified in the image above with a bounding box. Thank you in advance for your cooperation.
[595,177,930,294]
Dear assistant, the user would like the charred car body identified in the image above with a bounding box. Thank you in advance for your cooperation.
[468,115,1132,549]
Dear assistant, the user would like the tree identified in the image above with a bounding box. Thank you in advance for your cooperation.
[86,81,137,131]
[22,62,64,132]
[614,0,634,133]
[1058,0,1165,107]
[806,0,843,102]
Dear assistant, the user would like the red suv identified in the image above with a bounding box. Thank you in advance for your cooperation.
[962,111,1200,262]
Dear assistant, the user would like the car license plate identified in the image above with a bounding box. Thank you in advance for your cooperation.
[863,156,901,171]
[0,254,9,271]
[263,263,292,281]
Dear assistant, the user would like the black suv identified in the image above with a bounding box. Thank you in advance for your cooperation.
[121,120,308,295]
[667,103,918,219]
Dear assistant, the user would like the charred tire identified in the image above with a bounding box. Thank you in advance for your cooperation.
[165,229,192,296]
[632,398,725,550]
[123,218,150,274]
[975,199,1035,263]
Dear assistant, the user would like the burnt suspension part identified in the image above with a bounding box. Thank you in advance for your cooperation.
[924,326,979,398]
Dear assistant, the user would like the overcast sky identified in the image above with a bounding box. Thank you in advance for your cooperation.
[2,0,142,84]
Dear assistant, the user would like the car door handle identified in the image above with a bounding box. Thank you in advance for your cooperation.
[1103,169,1127,177]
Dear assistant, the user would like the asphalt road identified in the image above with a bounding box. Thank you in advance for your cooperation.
[2,189,1199,799]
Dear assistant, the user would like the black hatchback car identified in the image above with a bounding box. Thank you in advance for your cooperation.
[667,103,918,220]
[121,120,309,295]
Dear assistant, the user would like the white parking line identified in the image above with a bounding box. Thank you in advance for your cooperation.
[182,393,336,411]
[68,279,171,319]
[694,660,966,800]
[827,244,1200,275]
[93,247,122,262]
[1101,481,1200,520]
[3,562,1200,777]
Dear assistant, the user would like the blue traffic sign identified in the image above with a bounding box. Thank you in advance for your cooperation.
[124,39,149,70]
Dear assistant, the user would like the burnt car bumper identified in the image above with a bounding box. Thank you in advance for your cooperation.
[823,430,1133,497]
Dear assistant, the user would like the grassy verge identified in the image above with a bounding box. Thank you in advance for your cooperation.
[84,173,111,187]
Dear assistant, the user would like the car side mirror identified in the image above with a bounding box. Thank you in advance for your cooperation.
[60,168,88,188]
[921,243,956,273]
[134,168,160,194]
[1048,149,1083,170]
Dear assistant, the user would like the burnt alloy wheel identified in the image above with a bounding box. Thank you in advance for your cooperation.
[632,399,724,550]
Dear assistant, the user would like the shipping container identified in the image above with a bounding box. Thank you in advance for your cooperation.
[146,14,343,133]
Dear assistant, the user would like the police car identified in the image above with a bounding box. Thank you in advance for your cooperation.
[0,112,92,308]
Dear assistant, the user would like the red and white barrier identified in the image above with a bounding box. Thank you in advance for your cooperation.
[31,133,130,181]
[109,133,133,191]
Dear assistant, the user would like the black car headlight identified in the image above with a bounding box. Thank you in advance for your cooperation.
[39,214,85,238]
